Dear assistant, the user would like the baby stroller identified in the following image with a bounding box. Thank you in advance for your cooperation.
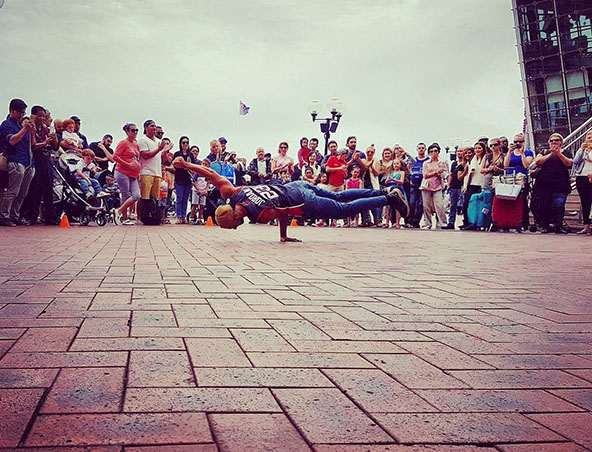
[52,153,110,226]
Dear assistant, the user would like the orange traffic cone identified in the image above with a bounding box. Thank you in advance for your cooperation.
[205,216,214,227]
[59,215,70,228]
[290,218,298,227]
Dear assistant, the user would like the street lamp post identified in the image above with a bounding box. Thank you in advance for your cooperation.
[307,98,346,156]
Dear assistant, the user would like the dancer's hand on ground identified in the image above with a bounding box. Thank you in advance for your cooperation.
[280,237,301,243]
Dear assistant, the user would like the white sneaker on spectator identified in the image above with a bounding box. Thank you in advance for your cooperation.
[122,219,135,226]
[96,191,110,198]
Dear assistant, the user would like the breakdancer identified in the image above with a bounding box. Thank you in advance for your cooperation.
[173,157,408,242]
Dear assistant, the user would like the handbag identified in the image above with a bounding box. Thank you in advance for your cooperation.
[494,169,521,200]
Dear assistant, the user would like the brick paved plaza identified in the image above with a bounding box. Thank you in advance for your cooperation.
[0,224,591,451]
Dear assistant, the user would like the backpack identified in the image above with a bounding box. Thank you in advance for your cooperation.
[141,197,161,225]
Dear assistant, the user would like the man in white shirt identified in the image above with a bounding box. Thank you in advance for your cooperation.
[137,119,172,222]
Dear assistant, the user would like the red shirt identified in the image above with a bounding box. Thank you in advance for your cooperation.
[327,156,346,187]
[114,139,141,178]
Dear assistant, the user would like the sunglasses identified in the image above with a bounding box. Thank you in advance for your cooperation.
[181,141,189,145]
[549,139,562,143]
[428,150,439,154]
[491,143,500,146]
[130,128,139,133]
[514,140,524,144]
[279,146,288,149]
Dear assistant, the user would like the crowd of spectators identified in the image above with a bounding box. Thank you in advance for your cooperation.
[1,98,591,233]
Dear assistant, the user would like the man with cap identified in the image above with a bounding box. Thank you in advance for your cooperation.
[137,119,173,222]
[218,137,229,161]
[172,157,408,242]
[0,99,36,226]
[70,116,88,148]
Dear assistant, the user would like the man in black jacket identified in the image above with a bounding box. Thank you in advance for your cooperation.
[247,147,272,185]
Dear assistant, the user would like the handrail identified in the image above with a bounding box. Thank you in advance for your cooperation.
[564,115,592,145]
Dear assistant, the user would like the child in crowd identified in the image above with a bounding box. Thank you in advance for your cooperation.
[76,149,106,199]
[102,174,121,211]
[302,166,317,184]
[384,159,407,228]
[61,119,83,153]
[190,161,210,225]
[315,172,331,227]
[345,165,362,227]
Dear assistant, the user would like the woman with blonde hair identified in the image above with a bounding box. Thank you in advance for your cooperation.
[370,147,394,226]
[533,133,573,233]
[357,144,381,225]
[573,130,592,234]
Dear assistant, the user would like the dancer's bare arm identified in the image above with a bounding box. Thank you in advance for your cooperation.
[173,158,236,199]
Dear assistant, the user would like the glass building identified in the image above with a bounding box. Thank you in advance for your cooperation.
[512,0,592,151]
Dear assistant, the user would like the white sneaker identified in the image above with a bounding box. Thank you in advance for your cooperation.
[122,219,135,226]
[96,191,110,198]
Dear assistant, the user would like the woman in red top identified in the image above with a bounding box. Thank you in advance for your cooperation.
[113,123,141,224]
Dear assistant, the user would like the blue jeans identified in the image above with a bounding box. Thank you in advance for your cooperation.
[448,188,462,226]
[175,183,191,218]
[77,177,101,195]
[536,187,568,228]
[409,185,423,226]
[295,182,388,220]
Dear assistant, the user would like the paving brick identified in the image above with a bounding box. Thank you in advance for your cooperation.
[364,354,468,389]
[249,352,373,368]
[186,338,251,367]
[131,311,177,327]
[0,351,128,368]
[131,326,232,338]
[313,446,498,452]
[41,367,125,413]
[267,319,332,340]
[549,389,592,410]
[374,412,564,444]
[25,413,213,446]
[0,368,58,388]
[70,337,184,351]
[78,317,130,338]
[125,446,218,452]
[231,328,295,352]
[128,351,194,387]
[0,388,45,446]
[0,303,50,318]
[0,319,82,328]
[210,413,311,452]
[395,342,494,370]
[496,443,589,452]
[527,413,592,449]
[449,370,592,389]
[0,327,26,339]
[125,387,280,412]
[566,369,592,383]
[194,367,333,387]
[0,339,13,358]
[176,318,269,328]
[0,447,121,452]
[416,389,582,412]
[173,304,217,319]
[472,354,592,370]
[290,340,405,354]
[273,388,392,443]
[324,369,437,413]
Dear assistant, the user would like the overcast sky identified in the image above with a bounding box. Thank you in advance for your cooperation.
[0,0,524,159]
